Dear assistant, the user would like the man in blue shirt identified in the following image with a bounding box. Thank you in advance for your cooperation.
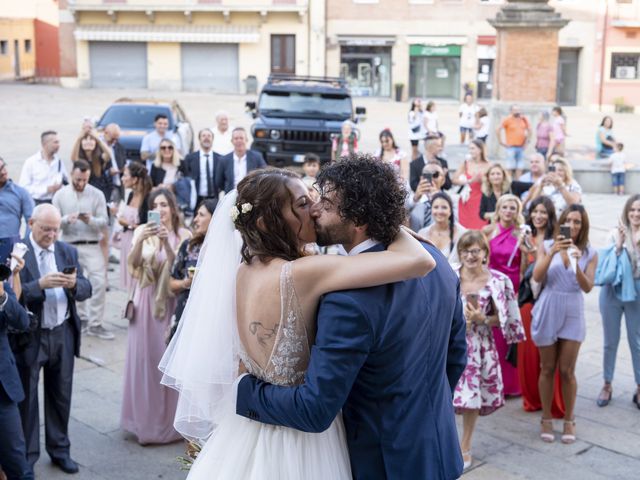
[0,156,34,243]
[139,114,182,172]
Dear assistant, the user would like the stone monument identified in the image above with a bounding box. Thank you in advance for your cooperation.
[486,0,569,159]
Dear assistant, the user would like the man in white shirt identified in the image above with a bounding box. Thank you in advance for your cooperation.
[212,110,233,156]
[52,160,112,340]
[218,127,266,193]
[139,114,181,171]
[519,153,546,202]
[19,131,68,205]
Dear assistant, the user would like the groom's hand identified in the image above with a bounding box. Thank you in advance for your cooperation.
[402,225,430,245]
[238,360,248,375]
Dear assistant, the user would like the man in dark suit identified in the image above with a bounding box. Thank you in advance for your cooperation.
[14,204,92,474]
[1,278,33,480]
[236,156,467,480]
[181,128,220,207]
[217,127,266,193]
[101,123,127,202]
[410,135,452,192]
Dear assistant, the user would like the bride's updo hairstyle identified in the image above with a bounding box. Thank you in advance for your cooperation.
[234,168,305,264]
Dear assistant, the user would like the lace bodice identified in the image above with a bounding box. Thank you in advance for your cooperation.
[239,262,311,386]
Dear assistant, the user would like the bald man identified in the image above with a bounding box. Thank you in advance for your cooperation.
[12,204,91,474]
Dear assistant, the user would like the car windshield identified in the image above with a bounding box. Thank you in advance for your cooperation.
[98,105,173,130]
[258,91,352,118]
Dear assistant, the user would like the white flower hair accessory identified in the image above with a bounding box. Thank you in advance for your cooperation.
[241,203,253,214]
[230,205,240,222]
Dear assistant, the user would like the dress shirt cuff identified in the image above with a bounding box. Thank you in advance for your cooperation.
[0,291,8,311]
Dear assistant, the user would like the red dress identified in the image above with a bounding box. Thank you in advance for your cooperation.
[458,165,488,230]
[517,248,566,417]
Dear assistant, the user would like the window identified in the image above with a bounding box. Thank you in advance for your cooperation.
[610,52,640,80]
[271,35,295,75]
[0,41,7,55]
[24,39,31,53]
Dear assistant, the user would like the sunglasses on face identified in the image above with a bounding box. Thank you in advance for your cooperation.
[160,146,174,151]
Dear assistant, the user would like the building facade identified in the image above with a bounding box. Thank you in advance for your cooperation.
[65,0,324,92]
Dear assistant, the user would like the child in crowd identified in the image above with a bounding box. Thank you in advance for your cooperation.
[302,153,321,201]
[608,142,628,196]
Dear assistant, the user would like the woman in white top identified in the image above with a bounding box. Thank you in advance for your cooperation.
[474,107,490,144]
[408,98,424,160]
[423,101,440,138]
[375,129,409,180]
[419,192,466,267]
[459,94,479,144]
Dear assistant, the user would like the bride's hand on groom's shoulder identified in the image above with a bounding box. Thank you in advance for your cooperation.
[238,360,248,375]
[401,225,430,245]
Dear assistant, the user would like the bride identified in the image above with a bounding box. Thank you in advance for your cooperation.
[160,168,434,478]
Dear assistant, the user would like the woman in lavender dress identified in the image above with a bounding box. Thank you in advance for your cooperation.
[532,204,597,444]
[116,162,151,290]
[454,231,525,470]
[122,188,191,444]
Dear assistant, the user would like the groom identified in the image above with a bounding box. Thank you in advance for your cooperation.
[236,155,467,479]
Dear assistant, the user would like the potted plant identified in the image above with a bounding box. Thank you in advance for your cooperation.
[614,96,634,114]
[394,83,404,102]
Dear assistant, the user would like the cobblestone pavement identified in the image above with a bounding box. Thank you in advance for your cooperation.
[1,84,638,479]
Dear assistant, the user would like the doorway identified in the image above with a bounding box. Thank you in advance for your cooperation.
[13,39,20,78]
[557,49,579,106]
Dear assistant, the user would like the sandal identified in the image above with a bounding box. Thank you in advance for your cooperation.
[597,385,612,407]
[462,451,472,470]
[561,419,576,444]
[540,418,554,443]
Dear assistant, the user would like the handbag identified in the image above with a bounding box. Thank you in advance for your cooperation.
[123,286,136,322]
[411,124,421,134]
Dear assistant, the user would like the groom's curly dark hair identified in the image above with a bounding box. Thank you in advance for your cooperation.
[316,154,407,246]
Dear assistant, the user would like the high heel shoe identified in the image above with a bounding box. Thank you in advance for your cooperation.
[462,451,472,470]
[597,386,612,407]
[540,418,554,443]
[633,392,640,410]
[561,419,576,444]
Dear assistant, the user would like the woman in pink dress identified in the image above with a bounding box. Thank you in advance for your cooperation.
[116,162,152,290]
[452,140,490,230]
[454,230,525,470]
[122,187,191,444]
[483,194,533,396]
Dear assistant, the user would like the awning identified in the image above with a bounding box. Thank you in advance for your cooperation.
[74,24,259,43]
[405,36,468,46]
[337,36,396,46]
[477,35,496,46]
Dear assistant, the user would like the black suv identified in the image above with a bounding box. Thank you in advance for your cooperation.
[245,75,366,167]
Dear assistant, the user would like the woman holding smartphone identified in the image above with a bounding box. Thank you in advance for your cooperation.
[123,188,191,444]
[532,204,597,444]
[453,230,525,470]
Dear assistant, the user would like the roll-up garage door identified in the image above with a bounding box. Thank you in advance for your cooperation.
[181,43,239,92]
[89,42,147,88]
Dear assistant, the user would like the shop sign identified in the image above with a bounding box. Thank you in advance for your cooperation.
[410,45,461,57]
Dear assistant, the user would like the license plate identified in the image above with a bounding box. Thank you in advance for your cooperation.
[293,154,305,163]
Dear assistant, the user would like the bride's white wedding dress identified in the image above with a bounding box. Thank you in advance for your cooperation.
[187,262,352,479]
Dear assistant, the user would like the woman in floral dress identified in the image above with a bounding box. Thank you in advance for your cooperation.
[453,230,525,470]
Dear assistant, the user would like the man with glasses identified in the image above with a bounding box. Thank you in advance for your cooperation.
[407,163,448,233]
[13,203,91,474]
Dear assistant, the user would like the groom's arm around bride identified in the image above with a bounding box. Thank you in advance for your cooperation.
[236,241,467,480]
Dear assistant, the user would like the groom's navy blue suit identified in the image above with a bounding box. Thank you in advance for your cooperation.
[237,242,467,480]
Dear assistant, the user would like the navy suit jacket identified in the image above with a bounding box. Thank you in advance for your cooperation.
[0,283,29,403]
[15,238,92,367]
[237,242,467,480]
[217,150,266,193]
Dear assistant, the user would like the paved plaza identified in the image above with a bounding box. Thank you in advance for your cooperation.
[0,84,639,479]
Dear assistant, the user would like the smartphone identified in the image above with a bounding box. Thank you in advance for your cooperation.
[421,172,433,183]
[548,164,556,173]
[466,293,479,309]
[559,225,571,239]
[148,211,161,225]
[62,266,76,275]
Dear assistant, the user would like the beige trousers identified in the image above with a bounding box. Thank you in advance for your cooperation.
[75,244,106,328]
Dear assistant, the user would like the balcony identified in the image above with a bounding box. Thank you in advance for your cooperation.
[612,0,640,28]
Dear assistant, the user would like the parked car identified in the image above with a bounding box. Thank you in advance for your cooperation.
[96,98,194,162]
[245,75,366,167]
